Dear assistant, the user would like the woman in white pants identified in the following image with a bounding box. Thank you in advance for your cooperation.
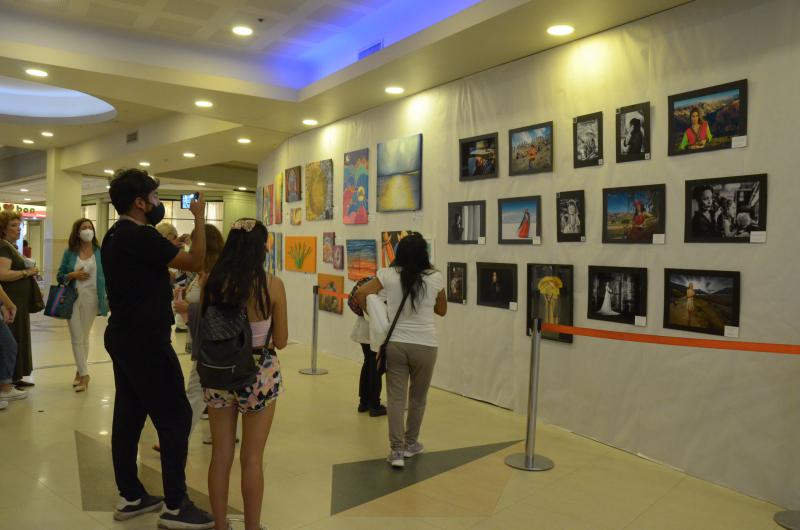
[57,219,108,392]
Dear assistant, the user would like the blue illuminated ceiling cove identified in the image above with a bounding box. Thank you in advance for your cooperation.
[0,75,116,124]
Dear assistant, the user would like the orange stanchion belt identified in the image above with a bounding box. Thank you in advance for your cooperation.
[319,289,350,300]
[541,323,800,355]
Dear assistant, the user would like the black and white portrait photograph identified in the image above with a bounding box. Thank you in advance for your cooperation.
[616,102,650,163]
[448,200,486,244]
[447,262,467,303]
[684,174,767,243]
[476,262,517,309]
[556,190,585,242]
[573,112,603,168]
[587,266,647,325]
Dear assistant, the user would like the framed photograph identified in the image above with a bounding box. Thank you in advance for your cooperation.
[509,121,553,175]
[527,264,573,342]
[459,132,498,181]
[588,266,647,325]
[664,268,740,336]
[377,133,422,212]
[285,166,302,203]
[476,262,517,309]
[685,174,767,243]
[573,112,603,168]
[305,159,333,221]
[668,79,747,156]
[602,184,666,244]
[447,262,467,304]
[448,201,486,244]
[556,190,585,243]
[318,274,344,314]
[343,148,369,225]
[498,195,542,244]
[616,102,650,163]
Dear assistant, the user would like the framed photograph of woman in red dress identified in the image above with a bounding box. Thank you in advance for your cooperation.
[602,184,665,244]
[498,195,541,245]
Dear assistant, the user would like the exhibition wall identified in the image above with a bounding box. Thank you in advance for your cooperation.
[258,0,800,508]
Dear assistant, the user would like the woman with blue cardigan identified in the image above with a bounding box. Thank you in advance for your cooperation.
[57,218,108,392]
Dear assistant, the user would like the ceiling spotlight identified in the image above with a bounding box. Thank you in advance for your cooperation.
[182,152,196,158]
[19,188,29,192]
[106,185,111,189]
[139,161,150,167]
[385,86,405,94]
[238,186,247,191]
[547,25,574,36]
[103,169,114,175]
[195,100,213,108]
[40,131,54,137]
[24,198,31,201]
[237,137,251,144]
[302,119,318,126]
[197,182,206,186]
[22,139,34,144]
[232,25,253,36]
[25,68,48,78]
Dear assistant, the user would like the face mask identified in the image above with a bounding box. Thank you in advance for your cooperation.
[79,229,94,242]
[145,200,165,225]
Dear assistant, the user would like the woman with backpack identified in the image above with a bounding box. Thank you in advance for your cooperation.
[355,232,447,468]
[199,218,287,530]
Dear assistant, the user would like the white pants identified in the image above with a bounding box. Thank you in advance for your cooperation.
[186,361,205,434]
[68,288,98,377]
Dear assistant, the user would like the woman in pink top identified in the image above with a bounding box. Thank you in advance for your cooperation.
[201,218,288,530]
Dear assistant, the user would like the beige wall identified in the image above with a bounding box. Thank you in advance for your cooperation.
[221,191,256,239]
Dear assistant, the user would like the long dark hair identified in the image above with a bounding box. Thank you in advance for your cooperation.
[390,232,433,312]
[68,218,99,251]
[203,218,270,318]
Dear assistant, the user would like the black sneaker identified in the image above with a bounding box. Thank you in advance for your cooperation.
[357,402,369,413]
[369,405,387,417]
[113,493,164,521]
[158,497,214,529]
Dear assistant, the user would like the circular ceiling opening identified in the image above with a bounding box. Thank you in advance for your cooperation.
[0,74,116,125]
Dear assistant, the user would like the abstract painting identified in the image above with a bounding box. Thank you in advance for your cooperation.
[266,232,276,275]
[322,232,335,264]
[318,273,344,314]
[346,239,377,281]
[380,230,411,267]
[527,264,573,342]
[332,245,344,270]
[284,236,316,273]
[343,148,369,225]
[275,233,283,272]
[285,166,301,203]
[509,121,553,175]
[377,133,422,212]
[263,184,273,226]
[273,172,283,224]
[306,159,333,221]
[290,208,302,226]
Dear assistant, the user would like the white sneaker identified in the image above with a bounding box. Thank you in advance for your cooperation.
[0,387,27,401]
[387,450,405,468]
[0,400,7,410]
[404,442,424,458]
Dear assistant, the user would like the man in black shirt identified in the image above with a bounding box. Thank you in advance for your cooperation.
[102,169,213,529]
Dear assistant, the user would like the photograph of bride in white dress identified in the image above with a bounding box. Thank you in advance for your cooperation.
[587,266,647,325]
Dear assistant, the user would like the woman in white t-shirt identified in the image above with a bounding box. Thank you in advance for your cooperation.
[355,232,447,469]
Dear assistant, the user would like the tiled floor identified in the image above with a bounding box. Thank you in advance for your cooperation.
[0,315,787,529]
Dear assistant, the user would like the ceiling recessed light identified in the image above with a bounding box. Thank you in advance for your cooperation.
[103,169,114,175]
[238,186,247,191]
[237,137,252,144]
[195,100,213,108]
[232,25,253,36]
[19,188,29,192]
[197,182,206,186]
[182,152,196,158]
[24,198,31,201]
[40,131,54,137]
[106,185,111,189]
[385,86,405,94]
[25,68,48,78]
[22,139,34,144]
[139,161,150,167]
[302,119,318,126]
[547,25,574,36]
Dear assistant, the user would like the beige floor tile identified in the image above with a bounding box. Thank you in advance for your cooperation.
[299,515,441,530]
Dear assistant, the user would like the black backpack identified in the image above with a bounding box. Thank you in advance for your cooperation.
[197,304,258,390]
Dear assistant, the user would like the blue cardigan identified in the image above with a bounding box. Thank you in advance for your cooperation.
[56,247,109,316]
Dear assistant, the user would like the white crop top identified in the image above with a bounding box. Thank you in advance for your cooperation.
[251,317,272,348]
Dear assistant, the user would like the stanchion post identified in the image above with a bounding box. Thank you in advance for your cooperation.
[775,511,800,530]
[505,318,553,471]
[300,285,328,376]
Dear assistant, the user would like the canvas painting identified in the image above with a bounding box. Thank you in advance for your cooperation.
[556,190,585,243]
[664,268,740,336]
[262,184,273,226]
[306,159,333,221]
[573,112,603,167]
[346,239,377,281]
[275,233,283,271]
[616,102,650,163]
[377,133,422,212]
[255,186,263,224]
[527,264,573,342]
[343,148,369,225]
[322,232,335,263]
[685,174,767,243]
[509,121,553,175]
[448,201,485,244]
[447,262,467,304]
[266,232,276,275]
[380,230,411,267]
[602,184,666,244]
[273,171,283,224]
[498,196,541,244]
[285,236,316,273]
[332,245,344,270]
[290,208,302,226]
[476,262,518,309]
[459,133,498,181]
[285,166,301,203]
[318,273,344,314]
[587,266,647,325]
[668,79,747,156]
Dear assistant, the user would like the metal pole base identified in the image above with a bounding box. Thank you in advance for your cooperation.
[299,368,329,375]
[505,453,554,471]
[775,511,800,530]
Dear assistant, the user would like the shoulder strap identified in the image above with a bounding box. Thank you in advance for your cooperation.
[382,290,410,348]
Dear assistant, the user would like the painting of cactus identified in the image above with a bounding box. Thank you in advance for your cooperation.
[285,236,316,273]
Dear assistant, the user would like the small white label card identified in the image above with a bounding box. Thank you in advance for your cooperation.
[731,135,748,148]
[580,236,586,242]
[532,236,542,245]
[478,236,486,245]
[599,158,605,165]
[644,153,651,160]
[750,231,767,243]
[462,300,467,305]
[635,315,647,327]
[508,301,518,311]
[652,234,665,245]
[724,326,740,338]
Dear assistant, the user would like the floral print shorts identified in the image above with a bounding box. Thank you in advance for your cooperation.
[203,351,283,414]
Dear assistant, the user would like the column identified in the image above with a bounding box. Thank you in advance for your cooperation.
[221,190,256,239]
[44,148,82,285]
[95,199,109,241]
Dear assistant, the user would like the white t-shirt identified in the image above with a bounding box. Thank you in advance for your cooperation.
[376,267,444,348]
[74,254,97,291]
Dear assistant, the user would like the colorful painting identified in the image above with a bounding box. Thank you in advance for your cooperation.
[285,236,316,273]
[285,166,301,203]
[346,239,377,281]
[290,208,302,226]
[275,233,283,272]
[322,232,335,264]
[318,273,344,314]
[263,184,274,226]
[266,232,276,275]
[306,159,333,221]
[343,148,369,224]
[273,172,283,224]
[498,196,542,244]
[377,133,422,212]
[332,245,344,270]
[380,230,411,267]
